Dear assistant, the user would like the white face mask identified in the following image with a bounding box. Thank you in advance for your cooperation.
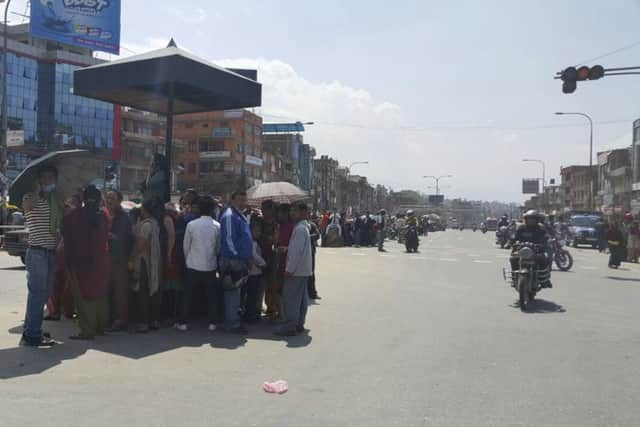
[41,184,56,193]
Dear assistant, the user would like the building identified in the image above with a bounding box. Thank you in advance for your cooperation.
[173,110,263,197]
[542,183,563,213]
[119,108,188,195]
[560,165,597,211]
[596,148,632,217]
[313,155,339,212]
[2,24,117,180]
[630,119,640,214]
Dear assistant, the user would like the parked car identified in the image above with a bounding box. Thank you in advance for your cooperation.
[0,226,29,264]
[568,214,600,248]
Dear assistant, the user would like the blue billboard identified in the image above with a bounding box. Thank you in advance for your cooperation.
[30,0,121,55]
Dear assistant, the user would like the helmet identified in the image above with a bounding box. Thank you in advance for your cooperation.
[502,214,508,219]
[406,209,415,216]
[523,210,539,221]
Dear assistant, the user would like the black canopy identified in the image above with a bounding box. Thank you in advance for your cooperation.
[73,40,262,199]
[73,42,261,115]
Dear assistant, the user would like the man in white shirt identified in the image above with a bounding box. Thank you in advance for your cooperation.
[177,196,221,332]
[275,202,313,337]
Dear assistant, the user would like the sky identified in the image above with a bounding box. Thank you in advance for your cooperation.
[9,0,640,202]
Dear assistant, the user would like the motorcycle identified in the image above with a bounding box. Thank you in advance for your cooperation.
[548,237,573,271]
[405,225,419,253]
[472,225,477,232]
[481,224,488,234]
[504,242,551,312]
[496,226,509,248]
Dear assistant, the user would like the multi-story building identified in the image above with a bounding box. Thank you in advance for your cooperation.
[630,119,640,214]
[173,110,263,197]
[119,108,188,194]
[2,23,117,180]
[542,183,563,213]
[560,165,597,211]
[313,155,339,212]
[262,124,316,192]
[597,148,632,217]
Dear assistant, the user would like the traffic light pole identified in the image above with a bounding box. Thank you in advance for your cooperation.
[556,65,640,93]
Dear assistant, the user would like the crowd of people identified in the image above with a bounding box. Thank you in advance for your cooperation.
[20,161,319,347]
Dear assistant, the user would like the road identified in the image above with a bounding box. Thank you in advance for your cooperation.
[0,230,639,426]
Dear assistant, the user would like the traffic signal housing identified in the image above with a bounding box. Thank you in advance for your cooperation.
[559,65,604,93]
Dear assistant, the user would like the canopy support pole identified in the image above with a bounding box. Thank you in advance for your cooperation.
[164,82,175,202]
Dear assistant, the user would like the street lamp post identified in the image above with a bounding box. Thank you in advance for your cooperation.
[555,112,594,210]
[423,175,453,195]
[522,159,546,210]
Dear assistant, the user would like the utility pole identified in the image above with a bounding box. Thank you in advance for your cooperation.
[1,1,12,225]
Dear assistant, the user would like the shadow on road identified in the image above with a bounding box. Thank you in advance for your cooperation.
[606,276,640,283]
[510,299,566,314]
[1,317,312,380]
[0,266,25,271]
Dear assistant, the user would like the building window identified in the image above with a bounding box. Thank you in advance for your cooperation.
[188,162,196,175]
[200,161,224,173]
[188,141,196,153]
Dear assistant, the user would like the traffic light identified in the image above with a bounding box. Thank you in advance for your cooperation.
[559,65,605,93]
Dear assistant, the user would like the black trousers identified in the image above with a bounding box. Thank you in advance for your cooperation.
[242,275,263,321]
[135,262,161,326]
[307,246,318,298]
[181,269,219,324]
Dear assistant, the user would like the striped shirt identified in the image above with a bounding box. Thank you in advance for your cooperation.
[25,196,57,250]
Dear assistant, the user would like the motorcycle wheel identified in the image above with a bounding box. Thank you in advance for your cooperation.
[500,241,505,249]
[554,250,573,271]
[572,240,578,248]
[518,276,530,312]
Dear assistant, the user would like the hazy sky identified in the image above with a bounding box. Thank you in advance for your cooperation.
[10,1,640,202]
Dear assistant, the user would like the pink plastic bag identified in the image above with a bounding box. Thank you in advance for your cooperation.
[263,380,288,394]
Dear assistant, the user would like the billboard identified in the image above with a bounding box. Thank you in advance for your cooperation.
[30,0,121,55]
[522,179,540,194]
[428,194,444,205]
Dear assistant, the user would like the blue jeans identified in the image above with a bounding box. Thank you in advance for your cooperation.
[24,247,56,339]
[223,288,241,330]
[280,276,309,332]
[219,257,248,330]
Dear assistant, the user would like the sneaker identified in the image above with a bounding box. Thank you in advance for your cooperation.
[20,334,56,347]
[208,323,217,332]
[174,323,188,332]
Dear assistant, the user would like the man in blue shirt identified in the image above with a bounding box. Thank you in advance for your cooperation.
[219,190,253,334]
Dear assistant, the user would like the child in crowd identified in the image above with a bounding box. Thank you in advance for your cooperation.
[244,219,266,323]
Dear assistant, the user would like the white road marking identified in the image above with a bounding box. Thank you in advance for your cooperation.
[473,260,493,264]
[495,254,510,258]
[439,258,458,262]
[410,257,427,260]
[352,253,367,256]
[380,255,396,258]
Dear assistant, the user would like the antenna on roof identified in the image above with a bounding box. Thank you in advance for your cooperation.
[167,38,177,48]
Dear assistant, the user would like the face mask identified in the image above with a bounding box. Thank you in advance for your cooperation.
[41,184,56,193]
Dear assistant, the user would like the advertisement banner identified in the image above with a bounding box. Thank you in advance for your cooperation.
[6,130,24,147]
[522,179,540,194]
[30,0,121,55]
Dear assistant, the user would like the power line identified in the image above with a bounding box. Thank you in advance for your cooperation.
[260,112,634,132]
[574,39,640,67]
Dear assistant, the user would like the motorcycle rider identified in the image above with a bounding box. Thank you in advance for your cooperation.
[510,210,552,288]
[406,210,419,227]
[498,214,509,228]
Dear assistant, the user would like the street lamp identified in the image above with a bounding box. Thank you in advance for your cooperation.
[348,161,369,170]
[555,111,594,210]
[522,159,546,188]
[522,159,546,211]
[423,174,453,195]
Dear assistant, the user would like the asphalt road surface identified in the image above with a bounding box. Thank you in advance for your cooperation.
[1,230,639,427]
